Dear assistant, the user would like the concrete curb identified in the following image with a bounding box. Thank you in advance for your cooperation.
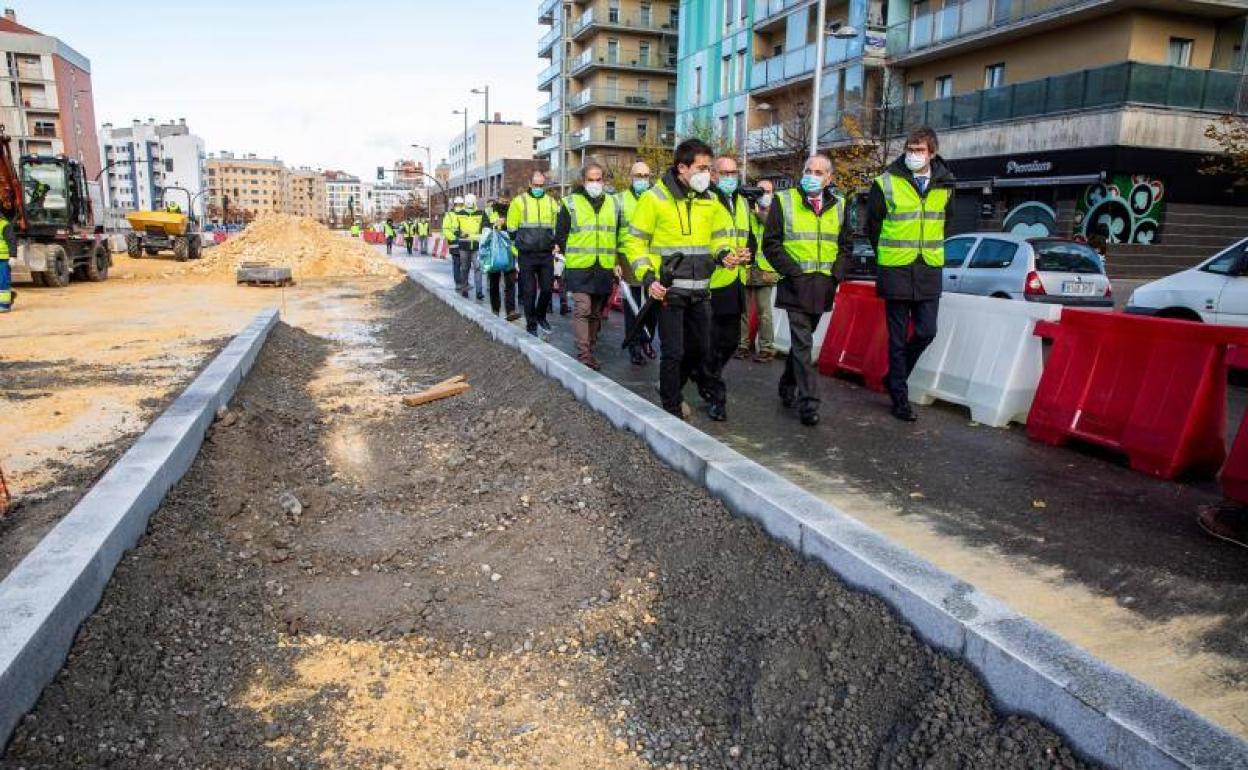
[404,264,1248,769]
[0,308,280,748]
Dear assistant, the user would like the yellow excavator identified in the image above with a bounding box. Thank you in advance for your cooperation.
[124,188,204,261]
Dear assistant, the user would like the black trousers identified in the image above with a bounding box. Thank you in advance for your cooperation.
[385,236,394,255]
[404,236,414,254]
[450,244,463,288]
[622,283,656,348]
[488,270,517,316]
[656,297,712,415]
[780,310,823,417]
[519,257,555,332]
[884,298,940,407]
[696,312,740,407]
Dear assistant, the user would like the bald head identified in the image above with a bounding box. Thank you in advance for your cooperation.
[803,155,833,175]
[630,161,651,178]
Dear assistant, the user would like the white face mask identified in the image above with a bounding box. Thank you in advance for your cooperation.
[688,170,712,193]
[905,152,929,173]
[584,181,604,198]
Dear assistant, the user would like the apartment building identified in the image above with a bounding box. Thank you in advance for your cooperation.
[447,115,541,199]
[536,0,680,187]
[675,0,754,149]
[285,167,327,223]
[0,9,100,178]
[205,152,286,220]
[99,118,205,228]
[884,0,1248,266]
[324,170,363,226]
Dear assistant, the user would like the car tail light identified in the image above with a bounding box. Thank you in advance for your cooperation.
[1024,271,1046,296]
[1104,283,1113,298]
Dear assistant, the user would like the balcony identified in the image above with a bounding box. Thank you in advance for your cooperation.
[537,59,562,90]
[569,126,674,149]
[753,0,814,29]
[538,24,561,57]
[569,7,679,40]
[749,44,817,93]
[539,0,560,24]
[888,61,1245,136]
[886,0,1113,59]
[567,46,676,77]
[567,88,675,113]
[537,96,562,123]
[536,133,562,155]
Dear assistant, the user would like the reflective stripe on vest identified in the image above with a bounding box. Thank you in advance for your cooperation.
[776,188,842,275]
[517,193,556,229]
[563,193,618,270]
[710,193,752,290]
[629,179,717,286]
[875,173,948,267]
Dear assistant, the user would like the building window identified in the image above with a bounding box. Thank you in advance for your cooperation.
[605,118,617,141]
[640,1,652,26]
[637,117,649,141]
[1168,37,1193,67]
[724,0,733,28]
[719,115,729,141]
[984,63,1005,89]
[608,0,620,22]
[695,65,703,104]
[722,54,731,95]
[934,75,953,98]
[164,158,174,172]
[907,81,924,103]
[734,110,745,150]
[608,38,620,63]
[736,50,747,92]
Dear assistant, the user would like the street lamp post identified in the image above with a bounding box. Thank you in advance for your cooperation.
[411,142,435,216]
[471,86,490,197]
[452,108,469,197]
[809,2,860,157]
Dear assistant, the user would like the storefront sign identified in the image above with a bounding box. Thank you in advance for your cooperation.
[1006,160,1054,175]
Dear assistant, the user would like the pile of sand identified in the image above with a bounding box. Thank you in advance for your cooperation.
[191,213,401,279]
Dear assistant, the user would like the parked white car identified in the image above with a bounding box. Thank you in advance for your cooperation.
[1126,237,1248,324]
[943,233,1113,308]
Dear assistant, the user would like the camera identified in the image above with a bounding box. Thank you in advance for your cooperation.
[739,185,766,204]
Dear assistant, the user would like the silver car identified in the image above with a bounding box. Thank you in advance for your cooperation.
[943,233,1113,308]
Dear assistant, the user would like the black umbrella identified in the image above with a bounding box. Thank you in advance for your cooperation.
[622,253,686,350]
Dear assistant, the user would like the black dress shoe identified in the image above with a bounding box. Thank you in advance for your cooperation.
[891,403,918,422]
[707,402,727,422]
[629,347,645,366]
[780,390,797,409]
[800,412,820,427]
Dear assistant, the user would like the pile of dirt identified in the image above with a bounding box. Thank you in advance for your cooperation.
[190,213,401,279]
[0,281,1096,770]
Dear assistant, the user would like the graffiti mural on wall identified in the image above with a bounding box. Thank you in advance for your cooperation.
[1003,201,1058,238]
[1075,175,1165,245]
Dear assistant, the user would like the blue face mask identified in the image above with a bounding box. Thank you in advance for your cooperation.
[800,175,824,194]
[632,179,651,194]
[717,177,739,196]
[530,187,545,197]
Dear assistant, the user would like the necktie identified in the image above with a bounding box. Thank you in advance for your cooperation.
[916,177,928,194]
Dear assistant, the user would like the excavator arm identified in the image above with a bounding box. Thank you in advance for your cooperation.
[0,126,28,231]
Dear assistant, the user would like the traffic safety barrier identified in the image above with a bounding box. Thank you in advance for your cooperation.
[1222,414,1248,503]
[429,235,450,259]
[908,293,1062,427]
[817,281,889,391]
[363,231,384,245]
[1027,311,1248,479]
[743,288,830,359]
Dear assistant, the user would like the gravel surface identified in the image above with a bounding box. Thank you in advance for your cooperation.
[0,280,1096,769]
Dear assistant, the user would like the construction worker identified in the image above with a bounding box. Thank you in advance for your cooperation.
[737,179,779,362]
[444,196,464,285]
[401,218,416,255]
[628,138,742,420]
[506,170,558,338]
[695,154,758,422]
[165,201,182,214]
[417,217,431,255]
[762,154,852,427]
[555,162,617,370]
[455,194,488,300]
[350,220,362,238]
[615,161,657,366]
[866,126,955,422]
[383,218,397,255]
[0,208,14,313]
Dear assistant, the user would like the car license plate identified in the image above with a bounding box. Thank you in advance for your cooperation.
[1063,281,1094,296]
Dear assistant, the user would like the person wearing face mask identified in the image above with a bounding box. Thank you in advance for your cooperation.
[762,155,853,427]
[865,126,956,422]
[737,178,780,362]
[627,138,743,420]
[455,194,488,301]
[554,162,618,370]
[695,154,758,422]
[506,171,559,338]
[443,196,464,284]
[614,161,658,366]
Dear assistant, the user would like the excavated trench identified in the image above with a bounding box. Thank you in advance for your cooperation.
[0,280,1095,769]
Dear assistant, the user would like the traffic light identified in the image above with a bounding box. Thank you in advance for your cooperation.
[377,166,385,181]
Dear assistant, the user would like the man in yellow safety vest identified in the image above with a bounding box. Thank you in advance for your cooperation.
[761,155,852,427]
[0,210,14,313]
[865,126,955,422]
[554,162,617,370]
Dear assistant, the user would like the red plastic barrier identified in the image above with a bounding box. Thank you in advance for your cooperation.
[363,231,384,245]
[1222,418,1248,503]
[212,231,228,244]
[817,281,889,392]
[1026,311,1248,479]
[1229,346,1248,371]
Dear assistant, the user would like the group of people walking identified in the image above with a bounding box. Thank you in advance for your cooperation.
[380,217,431,256]
[433,125,953,427]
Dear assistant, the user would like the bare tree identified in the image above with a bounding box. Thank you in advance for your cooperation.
[1203,114,1248,188]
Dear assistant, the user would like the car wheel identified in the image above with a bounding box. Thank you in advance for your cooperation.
[1157,308,1202,322]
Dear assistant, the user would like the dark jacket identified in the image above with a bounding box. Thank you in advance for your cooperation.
[555,186,615,296]
[762,186,853,315]
[642,168,719,307]
[865,154,956,302]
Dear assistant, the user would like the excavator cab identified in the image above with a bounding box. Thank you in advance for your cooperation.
[20,156,90,233]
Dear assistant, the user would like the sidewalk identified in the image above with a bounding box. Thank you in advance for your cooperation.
[391,250,1248,738]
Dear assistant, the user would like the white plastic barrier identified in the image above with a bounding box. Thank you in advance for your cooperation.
[908,293,1062,427]
[771,304,831,360]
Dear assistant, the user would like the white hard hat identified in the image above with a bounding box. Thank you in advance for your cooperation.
[465,194,477,208]
[454,195,465,205]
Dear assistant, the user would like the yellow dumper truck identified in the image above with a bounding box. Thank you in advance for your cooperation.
[124,196,204,261]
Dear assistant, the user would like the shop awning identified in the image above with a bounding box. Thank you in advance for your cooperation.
[992,173,1104,188]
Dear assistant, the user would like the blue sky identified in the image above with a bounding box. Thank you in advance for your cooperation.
[17,0,540,178]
